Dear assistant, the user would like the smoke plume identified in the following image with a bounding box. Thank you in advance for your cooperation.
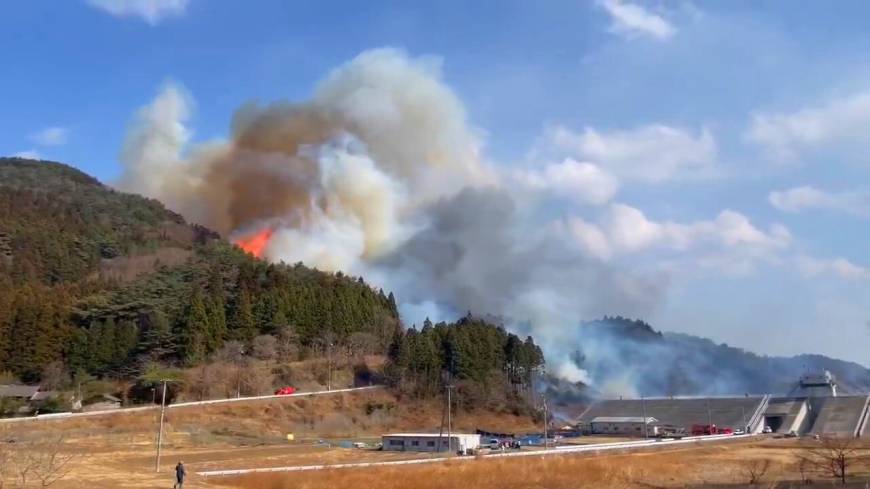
[117,48,668,385]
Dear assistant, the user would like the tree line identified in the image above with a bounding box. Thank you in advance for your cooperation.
[384,315,545,409]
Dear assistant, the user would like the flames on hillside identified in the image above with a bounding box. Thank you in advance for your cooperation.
[233,228,274,258]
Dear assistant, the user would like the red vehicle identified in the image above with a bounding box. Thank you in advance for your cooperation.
[274,386,297,395]
[691,424,733,435]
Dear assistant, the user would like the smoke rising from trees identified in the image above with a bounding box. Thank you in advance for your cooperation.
[116,48,670,387]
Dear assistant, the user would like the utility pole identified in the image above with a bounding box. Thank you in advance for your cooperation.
[236,345,245,398]
[641,396,648,439]
[327,341,333,391]
[542,396,549,449]
[155,380,168,472]
[706,398,714,434]
[446,384,454,455]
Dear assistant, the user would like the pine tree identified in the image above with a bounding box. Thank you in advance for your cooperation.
[387,292,398,317]
[384,329,410,387]
[138,310,176,361]
[179,288,210,366]
[231,286,256,343]
[207,296,227,353]
[113,320,138,372]
[207,267,227,352]
[96,318,117,375]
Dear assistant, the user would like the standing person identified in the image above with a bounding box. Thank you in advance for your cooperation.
[173,461,186,488]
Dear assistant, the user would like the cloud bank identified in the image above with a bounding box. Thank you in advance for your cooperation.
[86,0,190,24]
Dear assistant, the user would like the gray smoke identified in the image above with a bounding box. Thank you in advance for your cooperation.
[116,48,670,386]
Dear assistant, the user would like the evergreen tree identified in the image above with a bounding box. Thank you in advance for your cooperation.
[207,296,227,353]
[231,286,256,343]
[384,329,410,387]
[96,318,117,374]
[138,310,176,361]
[179,288,210,366]
[113,319,138,373]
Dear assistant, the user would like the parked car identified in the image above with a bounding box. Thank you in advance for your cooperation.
[274,386,297,395]
[762,426,773,434]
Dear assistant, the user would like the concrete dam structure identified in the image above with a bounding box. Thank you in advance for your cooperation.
[576,372,870,438]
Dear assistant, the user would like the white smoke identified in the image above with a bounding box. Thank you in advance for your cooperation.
[118,82,193,207]
[115,48,667,384]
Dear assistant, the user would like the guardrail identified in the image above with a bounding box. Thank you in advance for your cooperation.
[0,386,384,424]
[196,433,756,478]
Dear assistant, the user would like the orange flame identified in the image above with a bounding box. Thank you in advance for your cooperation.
[234,228,274,258]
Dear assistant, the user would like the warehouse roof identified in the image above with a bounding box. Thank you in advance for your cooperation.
[590,416,658,424]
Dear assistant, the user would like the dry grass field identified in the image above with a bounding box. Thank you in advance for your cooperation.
[219,439,870,489]
[0,387,866,488]
[0,387,542,488]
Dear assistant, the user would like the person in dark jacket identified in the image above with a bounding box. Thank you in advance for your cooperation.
[173,461,186,488]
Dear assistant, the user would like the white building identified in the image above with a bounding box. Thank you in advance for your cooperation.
[382,433,481,453]
[798,371,838,397]
[589,416,658,435]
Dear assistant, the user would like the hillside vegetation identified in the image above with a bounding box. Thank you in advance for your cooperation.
[0,158,400,383]
[0,158,545,421]
[572,316,870,396]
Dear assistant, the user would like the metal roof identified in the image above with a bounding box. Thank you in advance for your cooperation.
[29,391,58,401]
[590,416,658,424]
[0,384,39,398]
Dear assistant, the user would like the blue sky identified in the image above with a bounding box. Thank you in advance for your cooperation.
[1,1,868,366]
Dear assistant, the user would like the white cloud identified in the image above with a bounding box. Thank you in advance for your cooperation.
[769,185,870,217]
[559,216,612,260]
[558,203,791,265]
[796,256,870,280]
[747,91,870,161]
[86,0,189,25]
[545,124,716,183]
[512,158,618,205]
[598,0,676,41]
[13,150,40,159]
[31,126,68,146]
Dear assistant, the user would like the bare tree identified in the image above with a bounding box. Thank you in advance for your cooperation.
[800,436,861,485]
[276,325,299,362]
[239,363,273,396]
[739,459,771,486]
[252,334,278,361]
[797,454,812,485]
[2,435,76,488]
[39,362,70,391]
[347,332,379,359]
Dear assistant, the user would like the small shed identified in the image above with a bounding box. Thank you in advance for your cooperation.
[382,433,481,453]
[589,416,658,435]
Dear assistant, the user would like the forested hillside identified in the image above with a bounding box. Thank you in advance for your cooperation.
[0,158,400,382]
[572,316,870,396]
[384,315,545,411]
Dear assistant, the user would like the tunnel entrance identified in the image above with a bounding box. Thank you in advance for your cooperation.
[764,415,785,432]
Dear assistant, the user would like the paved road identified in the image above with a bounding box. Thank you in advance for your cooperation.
[196,433,755,477]
[0,385,384,424]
